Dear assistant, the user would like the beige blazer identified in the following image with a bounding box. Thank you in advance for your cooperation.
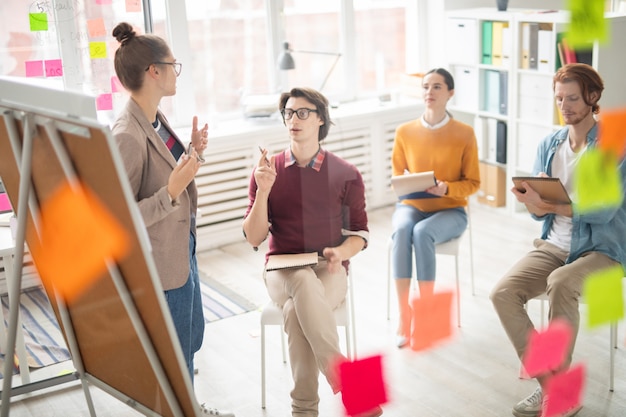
[112,98,198,291]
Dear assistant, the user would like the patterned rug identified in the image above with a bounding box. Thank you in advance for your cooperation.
[199,271,258,323]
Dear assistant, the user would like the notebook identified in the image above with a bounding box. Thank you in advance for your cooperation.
[512,177,571,215]
[391,171,438,200]
[266,252,319,271]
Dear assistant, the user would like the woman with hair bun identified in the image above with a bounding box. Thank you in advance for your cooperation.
[111,22,234,417]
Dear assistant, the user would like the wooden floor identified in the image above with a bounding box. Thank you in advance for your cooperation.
[3,199,626,416]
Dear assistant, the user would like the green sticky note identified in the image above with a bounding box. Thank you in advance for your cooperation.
[583,265,625,328]
[566,0,608,48]
[574,148,623,214]
[29,13,48,31]
[89,42,108,59]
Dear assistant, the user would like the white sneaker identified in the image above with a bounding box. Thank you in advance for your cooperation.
[200,403,235,417]
[512,386,542,417]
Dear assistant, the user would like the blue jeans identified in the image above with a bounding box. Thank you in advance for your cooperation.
[391,203,467,281]
[164,232,205,383]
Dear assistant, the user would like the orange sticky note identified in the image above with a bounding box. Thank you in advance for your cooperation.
[523,319,573,378]
[598,107,626,159]
[583,264,625,328]
[543,364,585,417]
[87,18,107,38]
[89,42,107,59]
[409,289,455,351]
[338,355,388,416]
[30,182,130,301]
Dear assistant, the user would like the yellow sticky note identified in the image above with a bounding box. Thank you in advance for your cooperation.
[29,13,48,31]
[89,42,107,59]
[566,0,608,48]
[599,107,626,159]
[574,148,623,213]
[583,265,625,328]
[29,181,130,302]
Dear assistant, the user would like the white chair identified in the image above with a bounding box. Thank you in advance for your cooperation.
[523,292,619,392]
[385,203,474,327]
[260,268,356,409]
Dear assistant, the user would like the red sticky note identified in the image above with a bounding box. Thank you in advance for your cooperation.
[96,93,113,111]
[87,18,107,38]
[44,59,63,77]
[523,319,573,378]
[25,60,44,77]
[598,107,626,159]
[338,355,387,416]
[29,181,130,301]
[410,289,455,351]
[543,364,585,417]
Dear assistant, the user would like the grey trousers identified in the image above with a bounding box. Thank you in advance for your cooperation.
[265,259,347,417]
[490,238,618,368]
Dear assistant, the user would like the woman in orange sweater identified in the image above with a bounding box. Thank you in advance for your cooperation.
[391,68,480,348]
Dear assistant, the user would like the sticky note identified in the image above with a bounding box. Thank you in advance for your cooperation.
[543,364,585,417]
[583,264,625,328]
[44,59,63,77]
[87,18,107,38]
[598,107,626,159]
[0,193,12,212]
[96,0,112,4]
[522,319,573,377]
[410,289,455,351]
[25,60,44,77]
[29,181,130,301]
[574,148,623,214]
[89,42,107,59]
[96,94,113,111]
[566,0,608,48]
[338,355,387,416]
[29,13,48,31]
[126,0,142,13]
[111,76,123,92]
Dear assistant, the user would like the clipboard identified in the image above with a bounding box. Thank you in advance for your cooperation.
[391,171,437,200]
[512,176,571,214]
[266,252,319,271]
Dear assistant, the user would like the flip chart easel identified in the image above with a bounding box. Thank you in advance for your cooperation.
[0,76,200,416]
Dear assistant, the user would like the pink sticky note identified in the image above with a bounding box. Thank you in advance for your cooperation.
[111,76,123,93]
[44,59,63,77]
[410,289,455,351]
[338,355,387,416]
[25,60,44,77]
[523,319,573,378]
[96,0,112,4]
[125,0,142,12]
[543,364,585,417]
[87,18,107,38]
[0,193,12,212]
[96,93,113,111]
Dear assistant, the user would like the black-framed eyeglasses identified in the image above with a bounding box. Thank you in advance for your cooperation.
[281,108,318,120]
[145,61,182,77]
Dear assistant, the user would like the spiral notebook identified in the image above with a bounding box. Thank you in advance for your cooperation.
[266,252,319,271]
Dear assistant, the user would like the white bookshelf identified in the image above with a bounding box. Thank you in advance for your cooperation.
[445,8,626,212]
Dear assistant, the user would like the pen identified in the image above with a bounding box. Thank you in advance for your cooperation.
[259,145,270,167]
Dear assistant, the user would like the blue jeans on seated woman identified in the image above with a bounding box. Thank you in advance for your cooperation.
[164,231,205,383]
[391,204,467,281]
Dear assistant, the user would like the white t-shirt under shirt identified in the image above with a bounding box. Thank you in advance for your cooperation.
[545,137,587,251]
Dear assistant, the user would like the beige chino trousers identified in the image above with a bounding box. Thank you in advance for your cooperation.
[265,259,347,417]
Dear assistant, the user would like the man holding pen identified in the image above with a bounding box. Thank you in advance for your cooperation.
[243,87,381,417]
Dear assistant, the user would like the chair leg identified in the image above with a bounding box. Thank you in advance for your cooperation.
[610,321,617,392]
[386,241,392,320]
[261,324,266,409]
[348,269,357,358]
[455,254,461,328]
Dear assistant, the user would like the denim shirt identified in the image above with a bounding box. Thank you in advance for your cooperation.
[532,124,626,267]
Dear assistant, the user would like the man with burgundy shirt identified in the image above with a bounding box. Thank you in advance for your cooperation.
[243,87,380,417]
